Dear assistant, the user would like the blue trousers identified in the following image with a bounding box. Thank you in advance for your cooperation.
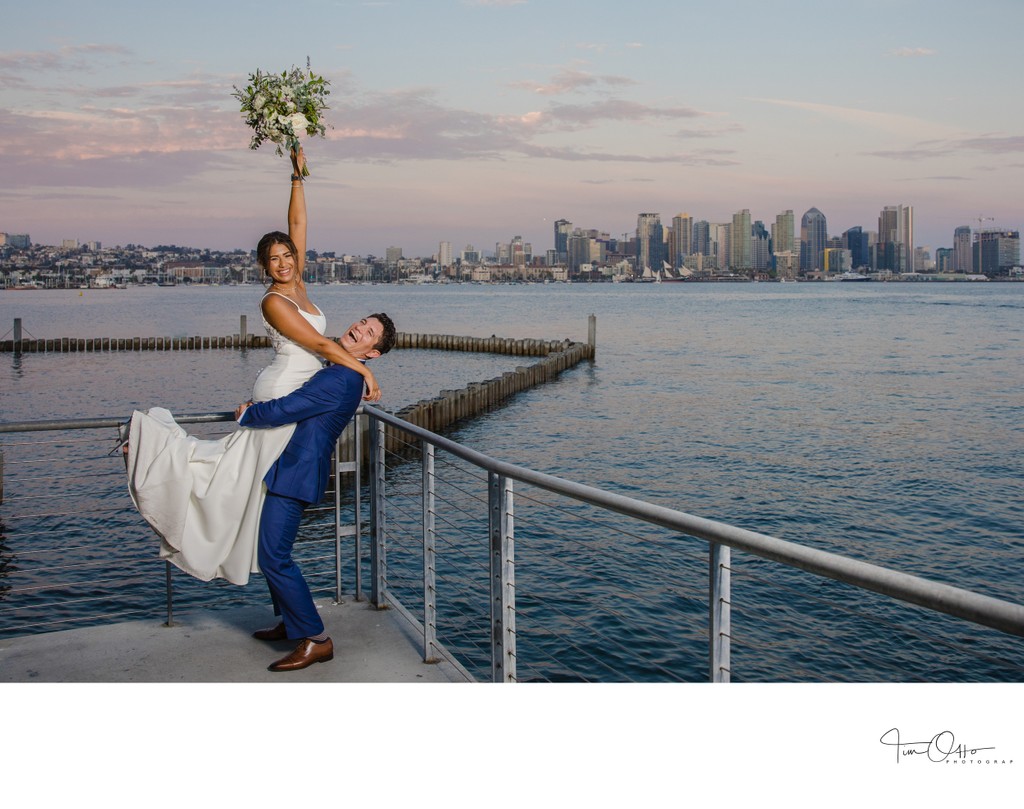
[258,491,324,640]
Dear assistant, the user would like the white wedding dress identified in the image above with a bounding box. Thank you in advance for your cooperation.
[125,294,327,585]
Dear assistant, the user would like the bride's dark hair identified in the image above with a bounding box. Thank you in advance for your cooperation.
[257,231,298,274]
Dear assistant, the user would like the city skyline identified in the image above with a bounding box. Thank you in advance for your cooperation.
[2,1,1023,256]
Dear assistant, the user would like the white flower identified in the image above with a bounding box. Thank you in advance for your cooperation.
[253,94,266,111]
[285,112,310,136]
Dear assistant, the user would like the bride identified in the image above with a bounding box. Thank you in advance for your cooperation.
[125,147,385,585]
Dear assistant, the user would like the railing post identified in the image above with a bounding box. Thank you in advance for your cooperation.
[422,441,438,663]
[333,435,344,603]
[488,472,516,682]
[164,561,175,627]
[354,413,364,602]
[710,542,731,682]
[369,418,387,608]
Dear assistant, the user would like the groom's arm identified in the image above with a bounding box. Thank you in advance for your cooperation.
[238,367,362,429]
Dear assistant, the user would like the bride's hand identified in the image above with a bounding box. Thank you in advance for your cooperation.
[290,146,306,177]
[362,371,382,403]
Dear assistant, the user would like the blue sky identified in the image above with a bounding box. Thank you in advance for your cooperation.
[2,0,1022,257]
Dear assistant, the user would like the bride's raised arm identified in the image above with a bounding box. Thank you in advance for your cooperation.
[288,147,307,275]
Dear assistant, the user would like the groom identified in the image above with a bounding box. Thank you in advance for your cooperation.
[235,312,396,672]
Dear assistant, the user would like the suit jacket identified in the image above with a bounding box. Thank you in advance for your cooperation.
[239,363,364,504]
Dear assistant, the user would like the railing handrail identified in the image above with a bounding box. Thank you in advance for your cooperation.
[358,404,1024,639]
[0,413,236,434]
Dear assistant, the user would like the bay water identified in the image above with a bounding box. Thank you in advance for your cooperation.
[2,281,1022,680]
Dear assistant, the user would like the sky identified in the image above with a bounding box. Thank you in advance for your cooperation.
[2,0,1023,258]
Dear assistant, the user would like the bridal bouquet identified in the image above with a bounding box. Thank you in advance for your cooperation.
[232,64,330,176]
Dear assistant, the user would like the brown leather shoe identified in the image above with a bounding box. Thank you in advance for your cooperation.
[268,638,334,672]
[252,622,288,642]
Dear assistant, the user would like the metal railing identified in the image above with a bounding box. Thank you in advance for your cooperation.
[2,410,1023,682]
[356,405,1024,682]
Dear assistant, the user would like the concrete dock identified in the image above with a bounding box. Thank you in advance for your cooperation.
[0,597,469,683]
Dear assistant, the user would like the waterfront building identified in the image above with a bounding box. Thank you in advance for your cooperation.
[709,222,730,272]
[774,249,799,280]
[386,246,403,264]
[877,204,914,273]
[824,247,852,273]
[567,230,596,277]
[730,209,752,273]
[800,207,828,273]
[953,225,972,273]
[843,226,870,269]
[752,220,770,271]
[692,219,710,261]
[636,213,664,274]
[974,229,1020,276]
[772,210,795,254]
[554,219,572,264]
[438,241,453,270]
[935,247,953,273]
[671,213,693,269]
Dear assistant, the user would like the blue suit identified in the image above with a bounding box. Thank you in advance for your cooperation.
[239,363,365,639]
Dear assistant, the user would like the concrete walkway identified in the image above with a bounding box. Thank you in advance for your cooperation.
[0,598,469,683]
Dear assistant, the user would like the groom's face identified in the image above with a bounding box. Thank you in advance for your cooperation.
[339,317,384,360]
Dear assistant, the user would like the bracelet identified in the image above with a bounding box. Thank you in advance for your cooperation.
[291,174,303,182]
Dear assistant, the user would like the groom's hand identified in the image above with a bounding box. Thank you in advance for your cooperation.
[235,400,254,421]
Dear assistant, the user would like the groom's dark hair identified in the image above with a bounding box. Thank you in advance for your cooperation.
[369,312,397,355]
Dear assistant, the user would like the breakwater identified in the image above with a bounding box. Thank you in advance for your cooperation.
[1,316,597,359]
[3,311,597,451]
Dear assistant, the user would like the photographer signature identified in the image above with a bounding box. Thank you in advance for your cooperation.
[880,728,995,763]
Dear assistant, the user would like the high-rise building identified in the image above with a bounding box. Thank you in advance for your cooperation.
[974,230,1020,276]
[692,220,710,258]
[751,220,770,271]
[953,226,972,273]
[730,209,752,272]
[800,207,827,272]
[772,210,795,254]
[843,227,869,269]
[554,219,572,264]
[510,235,526,269]
[877,204,914,273]
[438,241,453,269]
[671,213,693,269]
[771,210,795,274]
[636,213,664,273]
[709,222,730,272]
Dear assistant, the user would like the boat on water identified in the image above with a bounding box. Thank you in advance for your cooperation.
[837,271,871,282]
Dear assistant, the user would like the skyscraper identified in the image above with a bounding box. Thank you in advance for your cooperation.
[800,207,827,272]
[877,204,914,273]
[671,213,693,269]
[554,219,572,264]
[730,209,752,272]
[692,220,710,258]
[772,210,795,254]
[751,220,770,271]
[974,230,1020,276]
[636,212,664,273]
[953,225,972,273]
[438,240,453,269]
[843,227,869,269]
